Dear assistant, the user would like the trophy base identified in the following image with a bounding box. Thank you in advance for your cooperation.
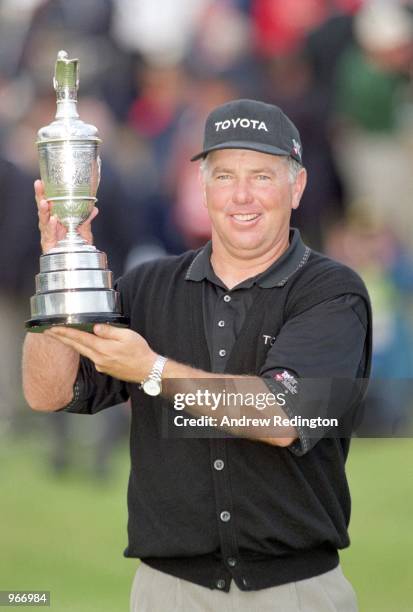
[25,313,130,333]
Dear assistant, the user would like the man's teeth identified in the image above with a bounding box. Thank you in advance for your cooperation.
[232,213,259,221]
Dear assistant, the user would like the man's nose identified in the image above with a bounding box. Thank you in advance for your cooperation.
[231,179,253,205]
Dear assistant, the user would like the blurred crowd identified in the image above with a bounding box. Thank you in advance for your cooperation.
[1,0,413,476]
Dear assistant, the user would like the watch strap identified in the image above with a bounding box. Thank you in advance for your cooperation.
[142,355,168,387]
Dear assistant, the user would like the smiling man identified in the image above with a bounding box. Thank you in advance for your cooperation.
[23,99,372,612]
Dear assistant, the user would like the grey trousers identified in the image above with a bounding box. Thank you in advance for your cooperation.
[130,562,358,612]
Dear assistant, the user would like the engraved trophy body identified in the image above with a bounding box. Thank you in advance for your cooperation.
[26,50,128,332]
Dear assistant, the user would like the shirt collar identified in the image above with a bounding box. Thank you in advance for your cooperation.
[185,228,311,289]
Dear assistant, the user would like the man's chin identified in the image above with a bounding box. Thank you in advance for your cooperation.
[226,236,266,255]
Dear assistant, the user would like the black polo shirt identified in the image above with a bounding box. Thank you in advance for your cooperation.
[186,229,367,455]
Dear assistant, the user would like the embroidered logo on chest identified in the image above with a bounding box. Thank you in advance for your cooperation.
[262,334,276,346]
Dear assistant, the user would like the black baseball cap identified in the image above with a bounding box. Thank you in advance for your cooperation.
[190,98,303,164]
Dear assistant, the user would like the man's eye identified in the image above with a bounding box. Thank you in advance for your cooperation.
[256,175,271,181]
[216,174,231,180]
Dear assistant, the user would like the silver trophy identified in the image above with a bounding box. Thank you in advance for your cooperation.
[26,50,128,332]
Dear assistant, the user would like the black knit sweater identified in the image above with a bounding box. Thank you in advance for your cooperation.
[70,247,372,591]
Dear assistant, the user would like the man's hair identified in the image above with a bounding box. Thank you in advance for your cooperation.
[200,155,303,185]
[287,158,302,184]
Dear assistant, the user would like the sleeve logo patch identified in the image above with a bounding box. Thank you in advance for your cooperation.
[274,370,298,394]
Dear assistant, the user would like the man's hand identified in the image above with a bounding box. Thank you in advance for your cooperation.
[35,179,99,254]
[44,325,157,383]
[44,325,297,446]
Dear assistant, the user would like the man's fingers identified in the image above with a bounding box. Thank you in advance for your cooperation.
[44,333,96,362]
[39,214,58,245]
[36,179,52,228]
[46,326,107,352]
[34,179,68,253]
[80,206,99,226]
[44,327,100,361]
[89,206,99,221]
[93,323,124,340]
[46,326,99,344]
[38,201,51,223]
[34,179,45,204]
[35,180,54,222]
[36,182,49,212]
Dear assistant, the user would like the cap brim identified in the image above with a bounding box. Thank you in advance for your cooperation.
[190,141,296,162]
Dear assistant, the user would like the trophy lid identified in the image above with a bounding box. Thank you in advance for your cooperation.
[53,50,79,92]
[36,50,101,144]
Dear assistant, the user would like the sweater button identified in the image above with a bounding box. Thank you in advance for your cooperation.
[214,459,224,471]
[216,578,226,590]
[227,557,237,567]
[220,510,231,522]
[219,349,227,357]
[223,295,231,302]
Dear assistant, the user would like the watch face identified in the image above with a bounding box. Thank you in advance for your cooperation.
[143,379,161,396]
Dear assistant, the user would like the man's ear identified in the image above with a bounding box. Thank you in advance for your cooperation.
[291,167,307,210]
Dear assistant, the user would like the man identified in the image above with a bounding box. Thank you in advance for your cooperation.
[23,99,371,611]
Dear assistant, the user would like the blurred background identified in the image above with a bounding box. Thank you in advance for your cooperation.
[0,0,412,610]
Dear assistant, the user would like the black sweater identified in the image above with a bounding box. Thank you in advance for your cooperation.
[70,247,372,592]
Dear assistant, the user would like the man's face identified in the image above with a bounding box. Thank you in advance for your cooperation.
[200,148,307,259]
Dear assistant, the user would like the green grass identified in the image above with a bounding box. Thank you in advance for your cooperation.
[0,432,136,612]
[0,434,412,611]
[342,439,413,612]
